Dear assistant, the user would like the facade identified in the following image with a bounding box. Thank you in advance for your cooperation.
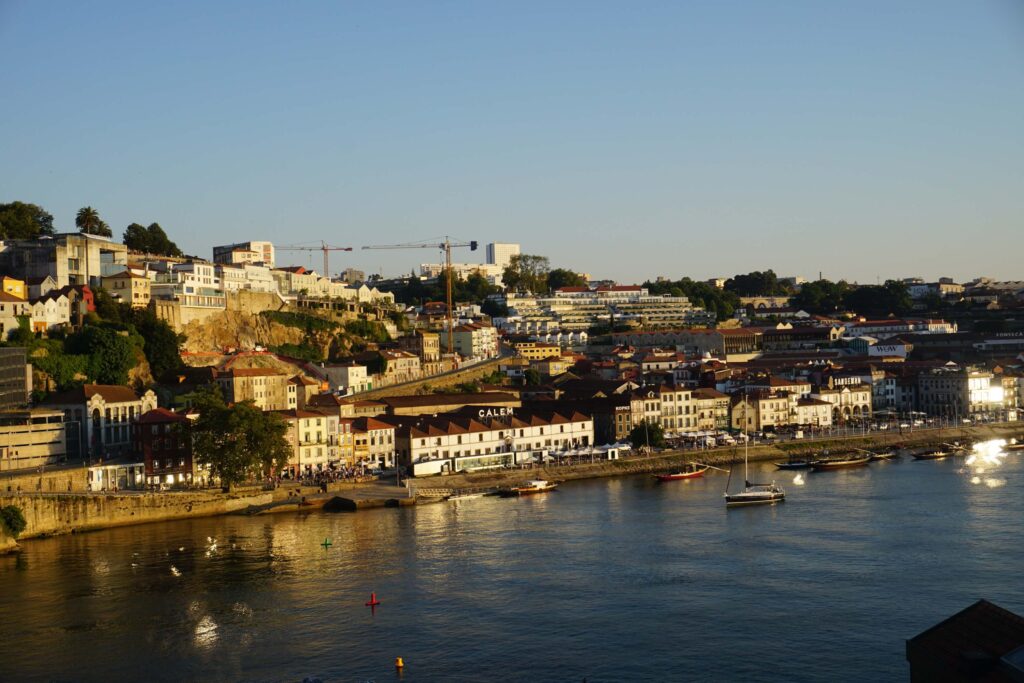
[0,409,67,471]
[0,233,129,288]
[102,270,152,309]
[380,350,422,384]
[134,408,207,488]
[485,242,520,270]
[352,417,397,468]
[398,330,443,375]
[730,393,791,432]
[43,384,158,460]
[1,276,26,299]
[0,291,30,339]
[513,341,562,361]
[445,323,499,361]
[216,368,294,411]
[321,363,372,395]
[691,388,731,430]
[381,392,520,417]
[810,385,873,422]
[394,409,594,477]
[916,368,1005,418]
[0,347,30,410]
[28,290,71,333]
[276,409,338,476]
[213,241,275,268]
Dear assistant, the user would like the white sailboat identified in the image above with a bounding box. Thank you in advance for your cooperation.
[724,398,785,507]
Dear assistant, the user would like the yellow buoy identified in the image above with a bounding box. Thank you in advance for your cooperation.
[395,656,404,669]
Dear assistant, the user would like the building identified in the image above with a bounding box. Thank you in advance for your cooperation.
[513,341,562,361]
[398,330,443,375]
[916,367,1005,418]
[215,368,295,411]
[341,268,365,284]
[0,233,129,288]
[0,409,67,471]
[320,363,372,395]
[906,599,1024,683]
[485,242,520,270]
[276,409,338,477]
[102,270,152,309]
[691,388,731,430]
[444,323,499,361]
[380,350,422,384]
[810,385,873,422]
[1,275,26,299]
[43,384,158,460]
[380,392,520,417]
[28,290,71,333]
[213,241,275,268]
[393,408,594,477]
[0,292,30,339]
[792,397,834,428]
[730,393,792,432]
[352,417,397,468]
[0,347,30,409]
[289,375,320,409]
[134,408,207,488]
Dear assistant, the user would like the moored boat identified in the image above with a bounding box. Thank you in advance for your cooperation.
[868,450,900,462]
[655,463,709,481]
[501,480,558,497]
[912,450,952,460]
[725,482,786,507]
[774,459,812,470]
[810,455,871,471]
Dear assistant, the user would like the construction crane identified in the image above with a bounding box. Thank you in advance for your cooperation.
[362,237,478,359]
[277,241,353,278]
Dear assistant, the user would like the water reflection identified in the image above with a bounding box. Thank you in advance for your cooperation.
[963,439,1009,484]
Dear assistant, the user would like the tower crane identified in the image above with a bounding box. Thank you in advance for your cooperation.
[362,237,478,359]
[277,241,353,278]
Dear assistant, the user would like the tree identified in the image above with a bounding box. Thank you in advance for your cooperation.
[190,388,291,486]
[502,254,550,293]
[629,421,665,450]
[122,223,150,251]
[123,222,182,256]
[792,279,849,313]
[481,298,509,318]
[724,270,790,297]
[0,505,27,538]
[842,280,912,317]
[66,326,137,385]
[0,201,55,239]
[524,368,542,385]
[76,206,112,237]
[546,268,587,292]
[132,309,184,379]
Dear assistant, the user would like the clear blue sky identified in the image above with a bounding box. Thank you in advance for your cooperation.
[2,1,1022,283]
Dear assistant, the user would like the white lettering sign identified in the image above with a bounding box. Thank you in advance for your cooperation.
[478,407,514,419]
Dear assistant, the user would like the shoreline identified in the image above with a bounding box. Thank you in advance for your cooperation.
[2,424,1020,545]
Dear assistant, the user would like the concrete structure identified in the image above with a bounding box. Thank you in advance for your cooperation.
[43,384,158,461]
[0,409,67,471]
[102,270,151,309]
[0,347,30,409]
[213,241,275,268]
[486,242,520,270]
[0,233,129,288]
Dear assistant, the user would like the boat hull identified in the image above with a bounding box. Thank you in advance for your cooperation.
[656,466,709,481]
[774,461,812,470]
[724,492,785,506]
[912,452,951,460]
[810,457,871,471]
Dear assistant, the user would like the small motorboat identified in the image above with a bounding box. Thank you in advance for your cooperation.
[655,463,710,481]
[810,455,872,471]
[868,450,900,462]
[501,480,558,497]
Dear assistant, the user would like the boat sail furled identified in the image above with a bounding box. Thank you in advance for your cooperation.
[725,394,785,507]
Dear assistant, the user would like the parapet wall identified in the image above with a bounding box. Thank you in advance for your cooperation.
[0,490,272,539]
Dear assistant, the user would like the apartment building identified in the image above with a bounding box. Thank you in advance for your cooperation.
[216,368,295,411]
[275,409,338,475]
[213,241,275,268]
[102,270,151,309]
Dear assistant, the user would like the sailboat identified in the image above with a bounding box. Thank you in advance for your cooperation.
[724,403,785,507]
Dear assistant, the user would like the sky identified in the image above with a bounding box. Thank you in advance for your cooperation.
[2,1,1023,284]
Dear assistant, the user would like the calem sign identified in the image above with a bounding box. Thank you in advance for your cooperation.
[478,407,515,419]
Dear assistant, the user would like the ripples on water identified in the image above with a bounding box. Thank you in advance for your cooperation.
[1,439,1023,682]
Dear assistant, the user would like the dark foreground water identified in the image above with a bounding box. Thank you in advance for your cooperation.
[2,440,1022,682]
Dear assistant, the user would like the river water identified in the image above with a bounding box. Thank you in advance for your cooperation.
[2,440,1022,682]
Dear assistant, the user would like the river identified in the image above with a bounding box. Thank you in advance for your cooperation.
[1,440,1022,682]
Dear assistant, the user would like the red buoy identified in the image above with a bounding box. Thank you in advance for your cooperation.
[365,592,381,607]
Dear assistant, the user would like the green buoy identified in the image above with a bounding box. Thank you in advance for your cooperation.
[321,538,332,549]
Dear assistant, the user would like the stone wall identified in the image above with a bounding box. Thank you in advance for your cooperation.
[355,358,504,399]
[2,465,89,494]
[0,490,273,539]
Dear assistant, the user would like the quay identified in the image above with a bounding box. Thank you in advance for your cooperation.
[1,423,1021,549]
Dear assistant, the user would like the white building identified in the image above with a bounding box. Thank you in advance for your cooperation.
[320,363,372,395]
[29,290,71,333]
[486,242,520,270]
[213,241,275,268]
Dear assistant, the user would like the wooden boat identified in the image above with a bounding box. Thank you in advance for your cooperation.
[655,463,709,481]
[774,459,812,470]
[501,480,558,497]
[868,450,900,462]
[912,450,952,460]
[1007,443,1024,452]
[810,455,871,471]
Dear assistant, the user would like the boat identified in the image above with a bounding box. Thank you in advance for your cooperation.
[1007,441,1024,452]
[501,480,558,497]
[810,455,871,471]
[912,450,952,460]
[774,459,813,470]
[655,463,710,481]
[724,399,785,507]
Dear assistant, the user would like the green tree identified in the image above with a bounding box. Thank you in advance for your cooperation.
[75,206,112,237]
[724,270,790,297]
[67,326,137,385]
[481,298,509,318]
[546,268,587,292]
[190,388,291,486]
[842,280,912,317]
[132,309,184,379]
[122,223,150,251]
[0,201,55,239]
[524,367,542,385]
[629,421,665,450]
[0,505,27,538]
[502,254,550,293]
[792,279,849,313]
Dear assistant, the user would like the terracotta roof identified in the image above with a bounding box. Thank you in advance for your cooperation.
[43,384,141,405]
[137,408,189,423]
[382,392,518,409]
[219,368,287,378]
[0,291,27,302]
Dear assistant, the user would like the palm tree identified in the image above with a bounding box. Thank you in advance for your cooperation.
[75,206,112,237]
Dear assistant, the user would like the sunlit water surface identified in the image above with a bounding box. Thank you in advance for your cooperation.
[2,440,1022,682]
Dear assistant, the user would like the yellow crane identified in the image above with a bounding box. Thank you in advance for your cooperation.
[277,241,353,277]
[362,237,478,358]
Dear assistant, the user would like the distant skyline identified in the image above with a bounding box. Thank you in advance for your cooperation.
[2,1,1022,284]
